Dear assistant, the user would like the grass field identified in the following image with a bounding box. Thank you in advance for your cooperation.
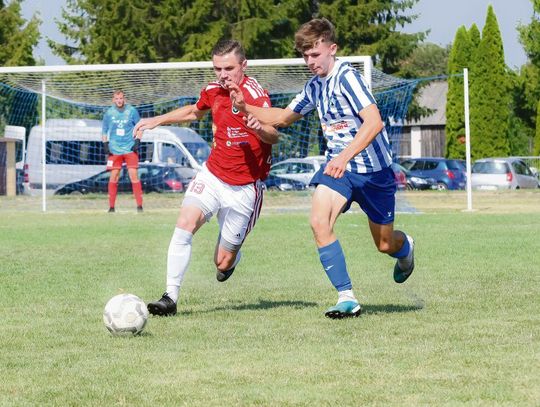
[1,191,539,406]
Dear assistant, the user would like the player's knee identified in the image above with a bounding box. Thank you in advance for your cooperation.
[176,216,199,232]
[310,214,329,235]
[376,240,392,254]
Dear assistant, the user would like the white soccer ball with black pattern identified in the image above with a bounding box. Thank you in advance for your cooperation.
[103,293,149,336]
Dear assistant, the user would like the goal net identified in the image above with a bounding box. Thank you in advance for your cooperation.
[0,57,417,211]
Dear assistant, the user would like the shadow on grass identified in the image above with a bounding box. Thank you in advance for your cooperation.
[182,299,319,315]
[362,303,424,315]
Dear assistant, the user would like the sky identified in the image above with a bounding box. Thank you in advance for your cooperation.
[21,0,534,69]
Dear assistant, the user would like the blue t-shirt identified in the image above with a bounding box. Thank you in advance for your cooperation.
[102,104,141,155]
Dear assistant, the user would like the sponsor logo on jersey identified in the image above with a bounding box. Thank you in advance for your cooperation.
[227,126,248,139]
[322,121,350,135]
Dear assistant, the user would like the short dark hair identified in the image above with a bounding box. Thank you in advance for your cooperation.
[294,18,337,53]
[211,39,246,62]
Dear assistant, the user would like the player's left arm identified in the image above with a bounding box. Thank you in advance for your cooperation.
[101,111,110,143]
[131,107,142,140]
[323,104,384,178]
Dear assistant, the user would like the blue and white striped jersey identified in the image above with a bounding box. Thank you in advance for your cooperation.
[288,59,392,173]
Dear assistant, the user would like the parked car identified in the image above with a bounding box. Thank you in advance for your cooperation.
[399,157,466,190]
[269,156,326,186]
[263,174,307,191]
[392,162,436,190]
[54,163,192,195]
[391,163,407,190]
[16,168,24,195]
[471,157,540,190]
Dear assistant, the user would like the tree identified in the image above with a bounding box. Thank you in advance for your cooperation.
[0,0,40,66]
[318,0,425,74]
[49,0,317,64]
[469,5,510,159]
[507,68,535,155]
[50,0,425,66]
[396,42,449,122]
[0,0,41,134]
[535,100,540,155]
[517,0,540,155]
[468,23,481,50]
[445,26,473,159]
[399,42,449,78]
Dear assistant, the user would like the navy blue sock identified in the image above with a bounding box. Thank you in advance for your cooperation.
[390,234,410,259]
[318,240,352,291]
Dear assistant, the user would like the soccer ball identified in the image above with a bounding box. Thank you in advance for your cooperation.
[103,293,149,336]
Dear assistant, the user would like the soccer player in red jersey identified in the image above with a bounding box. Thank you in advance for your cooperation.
[133,40,279,316]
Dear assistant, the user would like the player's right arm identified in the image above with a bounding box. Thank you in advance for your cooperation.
[101,110,110,143]
[227,82,302,128]
[133,104,207,136]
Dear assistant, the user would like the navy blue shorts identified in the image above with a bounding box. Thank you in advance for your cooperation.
[310,165,397,225]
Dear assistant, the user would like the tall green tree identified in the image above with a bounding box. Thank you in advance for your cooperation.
[0,0,40,66]
[49,0,316,63]
[469,5,510,159]
[399,42,449,78]
[468,23,481,50]
[0,0,41,134]
[397,42,449,122]
[50,0,424,66]
[517,0,540,154]
[535,100,540,155]
[318,0,425,74]
[445,26,473,159]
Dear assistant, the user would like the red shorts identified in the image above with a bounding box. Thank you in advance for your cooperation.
[106,152,139,171]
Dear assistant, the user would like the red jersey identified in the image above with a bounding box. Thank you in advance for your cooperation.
[195,76,272,185]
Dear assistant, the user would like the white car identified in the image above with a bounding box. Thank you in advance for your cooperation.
[471,157,539,190]
[269,156,326,186]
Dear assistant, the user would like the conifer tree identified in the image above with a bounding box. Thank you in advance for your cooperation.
[469,5,510,159]
[468,24,481,50]
[516,0,540,154]
[445,26,470,159]
[535,100,540,155]
[0,0,40,132]
[50,0,424,66]
[0,0,40,66]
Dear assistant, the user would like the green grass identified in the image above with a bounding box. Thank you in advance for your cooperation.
[0,207,539,406]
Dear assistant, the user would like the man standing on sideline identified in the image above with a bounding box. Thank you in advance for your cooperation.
[228,18,415,319]
[133,39,278,317]
[102,90,143,212]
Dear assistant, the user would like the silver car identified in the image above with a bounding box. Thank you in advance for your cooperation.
[471,158,539,190]
[269,156,326,186]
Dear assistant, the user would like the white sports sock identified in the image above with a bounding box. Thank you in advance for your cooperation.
[338,289,357,303]
[166,227,193,303]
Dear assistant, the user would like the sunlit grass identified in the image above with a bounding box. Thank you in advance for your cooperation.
[0,207,538,405]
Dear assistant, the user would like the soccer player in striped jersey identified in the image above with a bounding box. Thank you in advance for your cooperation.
[133,40,279,316]
[228,18,415,319]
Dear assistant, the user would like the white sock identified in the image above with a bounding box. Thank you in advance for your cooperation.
[166,227,193,303]
[338,289,357,303]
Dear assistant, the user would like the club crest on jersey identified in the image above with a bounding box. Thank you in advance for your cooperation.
[232,106,240,114]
